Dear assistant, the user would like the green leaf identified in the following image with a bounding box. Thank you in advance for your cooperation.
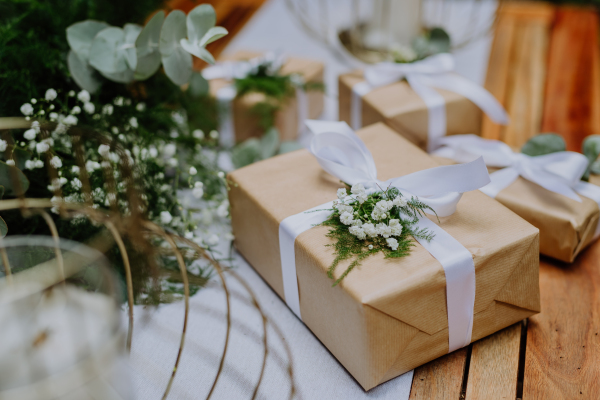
[188,72,209,97]
[0,186,4,199]
[89,27,129,74]
[0,161,29,196]
[12,147,31,172]
[68,50,102,93]
[231,138,262,169]
[199,26,228,47]
[583,135,600,179]
[521,133,566,156]
[427,27,451,54]
[186,4,216,44]
[66,20,110,63]
[99,68,135,84]
[279,141,303,154]
[590,159,600,175]
[180,39,215,64]
[0,216,6,238]
[123,23,142,71]
[160,10,192,85]
[260,128,279,159]
[135,11,165,80]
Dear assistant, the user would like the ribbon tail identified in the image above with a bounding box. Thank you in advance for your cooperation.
[480,167,520,198]
[296,86,309,139]
[351,81,372,131]
[406,74,447,153]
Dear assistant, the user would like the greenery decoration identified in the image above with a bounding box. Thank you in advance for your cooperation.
[230,128,303,169]
[65,4,227,92]
[391,27,451,63]
[521,133,600,181]
[319,184,434,286]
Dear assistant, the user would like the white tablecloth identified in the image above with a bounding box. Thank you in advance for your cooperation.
[129,1,493,398]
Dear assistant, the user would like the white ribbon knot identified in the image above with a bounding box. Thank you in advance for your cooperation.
[202,52,308,147]
[278,121,491,352]
[434,134,600,239]
[351,53,510,152]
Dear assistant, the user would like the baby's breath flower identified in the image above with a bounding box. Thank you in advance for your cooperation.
[71,177,83,189]
[129,117,138,128]
[386,238,399,251]
[209,130,219,139]
[63,115,78,125]
[31,98,37,104]
[72,165,80,174]
[160,211,173,225]
[77,90,90,103]
[192,182,204,199]
[0,139,7,152]
[217,171,225,179]
[85,160,100,172]
[192,129,204,139]
[49,156,62,168]
[45,89,57,101]
[136,102,146,112]
[368,244,374,250]
[31,121,40,133]
[189,166,197,175]
[49,112,59,121]
[36,141,49,153]
[34,159,44,168]
[393,196,407,207]
[216,201,229,218]
[349,225,366,239]
[111,127,119,134]
[71,106,81,115]
[98,144,110,158]
[337,188,347,200]
[113,97,124,106]
[102,104,114,115]
[68,90,75,97]
[206,234,219,246]
[5,159,15,166]
[168,158,178,167]
[363,223,378,238]
[83,102,95,114]
[340,211,354,225]
[163,143,176,158]
[20,103,34,116]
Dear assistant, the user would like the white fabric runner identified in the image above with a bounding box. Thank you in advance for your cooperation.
[278,121,490,352]
[434,134,600,239]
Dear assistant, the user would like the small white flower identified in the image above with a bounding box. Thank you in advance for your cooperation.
[49,156,62,168]
[83,102,95,114]
[63,115,78,125]
[149,147,158,158]
[184,231,194,240]
[109,152,120,163]
[98,144,110,158]
[103,104,114,115]
[111,127,119,135]
[192,184,204,199]
[349,225,366,240]
[368,244,374,250]
[376,223,392,238]
[114,97,124,106]
[77,90,90,103]
[36,141,49,153]
[125,98,131,106]
[393,196,408,207]
[217,201,229,218]
[71,177,83,189]
[71,106,81,115]
[20,103,34,116]
[5,159,15,166]
[351,183,365,195]
[389,219,403,236]
[356,192,368,204]
[45,89,57,101]
[192,129,204,139]
[170,129,179,138]
[351,219,363,227]
[386,238,399,251]
[163,143,176,158]
[136,102,146,112]
[337,204,353,214]
[337,188,347,200]
[85,160,100,172]
[206,234,219,246]
[101,161,111,168]
[340,211,354,225]
[68,90,75,97]
[31,98,37,104]
[363,223,378,238]
[160,211,173,225]
[34,159,44,168]
[209,130,219,139]
[129,117,138,128]
[168,158,178,167]
[31,121,40,132]
[23,128,36,140]
[217,171,225,179]
[189,166,197,175]
[0,139,6,152]
[72,165,80,174]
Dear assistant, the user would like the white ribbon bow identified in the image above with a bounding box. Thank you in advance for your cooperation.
[351,53,510,152]
[278,120,491,352]
[434,134,600,238]
[202,52,308,147]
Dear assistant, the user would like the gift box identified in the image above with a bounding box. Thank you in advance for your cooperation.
[208,50,324,144]
[228,122,540,390]
[339,70,483,150]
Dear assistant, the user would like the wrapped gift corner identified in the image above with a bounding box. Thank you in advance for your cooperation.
[208,50,325,143]
[339,70,483,150]
[228,122,540,390]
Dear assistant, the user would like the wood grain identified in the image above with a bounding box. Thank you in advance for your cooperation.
[408,348,468,399]
[465,322,522,399]
[541,8,600,151]
[523,243,600,399]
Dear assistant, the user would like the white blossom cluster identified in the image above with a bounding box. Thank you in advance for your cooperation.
[333,183,411,251]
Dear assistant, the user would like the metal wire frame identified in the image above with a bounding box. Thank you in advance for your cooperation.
[0,118,297,399]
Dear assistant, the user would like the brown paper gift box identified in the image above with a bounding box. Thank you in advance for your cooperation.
[339,70,483,150]
[434,156,600,263]
[209,50,324,143]
[228,122,540,390]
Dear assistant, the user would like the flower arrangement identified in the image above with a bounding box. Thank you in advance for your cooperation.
[321,183,434,286]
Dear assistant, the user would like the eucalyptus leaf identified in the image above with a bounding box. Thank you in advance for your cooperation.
[186,4,216,44]
[188,72,209,97]
[590,159,600,175]
[89,27,128,74]
[0,216,6,238]
[180,40,215,64]
[427,27,451,54]
[99,68,135,84]
[521,133,566,157]
[583,135,600,179]
[160,10,192,85]
[279,141,303,154]
[66,20,110,63]
[199,26,228,47]
[260,128,280,159]
[0,162,29,196]
[231,138,262,169]
[135,11,164,80]
[123,23,142,71]
[12,147,31,172]
[68,50,102,93]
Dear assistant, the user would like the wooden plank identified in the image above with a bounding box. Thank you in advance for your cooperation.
[408,348,468,399]
[523,243,600,398]
[465,322,522,399]
[541,8,600,151]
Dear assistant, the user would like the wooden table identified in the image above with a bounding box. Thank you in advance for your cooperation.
[412,2,600,399]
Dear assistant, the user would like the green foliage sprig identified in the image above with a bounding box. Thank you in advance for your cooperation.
[320,183,435,286]
[391,27,451,63]
[521,133,600,181]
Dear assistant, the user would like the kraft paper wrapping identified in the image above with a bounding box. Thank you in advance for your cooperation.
[339,70,482,150]
[209,50,324,143]
[228,123,540,390]
[435,156,600,263]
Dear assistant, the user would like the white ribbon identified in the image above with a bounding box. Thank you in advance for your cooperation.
[350,53,510,152]
[202,52,308,146]
[278,120,492,352]
[434,135,600,239]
